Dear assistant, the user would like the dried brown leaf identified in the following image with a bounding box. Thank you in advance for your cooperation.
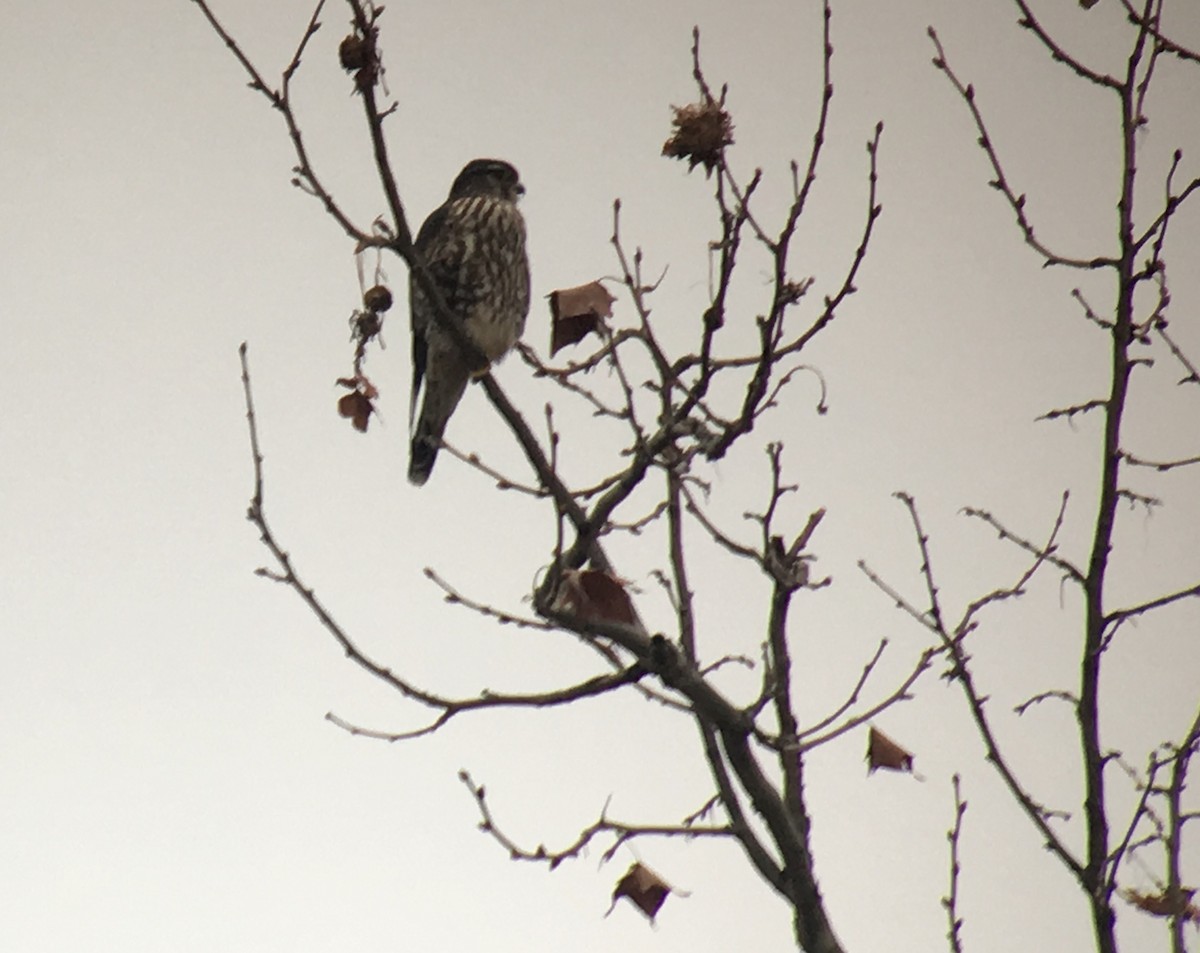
[662,100,734,175]
[350,308,384,348]
[553,569,637,625]
[337,390,374,432]
[363,284,393,313]
[335,374,377,433]
[867,726,916,775]
[551,313,600,356]
[1121,887,1200,921]
[338,35,371,71]
[606,862,672,922]
[548,281,615,355]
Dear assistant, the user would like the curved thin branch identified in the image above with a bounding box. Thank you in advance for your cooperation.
[798,643,936,751]
[1117,0,1200,64]
[865,492,1087,884]
[928,26,1118,270]
[193,0,381,246]
[459,770,733,869]
[1012,0,1122,89]
[326,664,648,743]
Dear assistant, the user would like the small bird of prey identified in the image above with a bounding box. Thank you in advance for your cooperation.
[408,158,530,486]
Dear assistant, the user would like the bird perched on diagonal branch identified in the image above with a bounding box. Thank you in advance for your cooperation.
[409,158,530,486]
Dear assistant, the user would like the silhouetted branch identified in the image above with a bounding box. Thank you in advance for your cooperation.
[326,663,648,743]
[956,491,1070,636]
[1038,399,1108,423]
[866,491,1086,884]
[797,640,887,738]
[437,438,549,497]
[193,0,382,247]
[423,568,554,630]
[961,498,1085,585]
[1157,324,1200,387]
[1105,582,1200,637]
[798,645,937,752]
[783,0,835,242]
[459,770,733,869]
[929,26,1117,270]
[203,1,1199,947]
[343,0,414,251]
[1164,708,1200,948]
[1072,288,1114,331]
[1117,0,1200,64]
[516,341,639,428]
[703,122,883,460]
[943,774,967,953]
[1119,450,1200,472]
[1014,689,1079,716]
[241,344,461,715]
[1013,0,1122,88]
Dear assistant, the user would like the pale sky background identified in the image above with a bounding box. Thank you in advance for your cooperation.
[2,1,1198,951]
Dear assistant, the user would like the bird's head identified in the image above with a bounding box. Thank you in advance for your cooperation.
[449,158,525,202]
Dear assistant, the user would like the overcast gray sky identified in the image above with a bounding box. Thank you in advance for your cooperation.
[2,1,1197,951]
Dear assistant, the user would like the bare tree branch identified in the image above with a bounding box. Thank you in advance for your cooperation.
[929,26,1118,270]
[1118,0,1200,64]
[192,0,383,246]
[865,491,1087,884]
[943,774,968,953]
[459,770,734,870]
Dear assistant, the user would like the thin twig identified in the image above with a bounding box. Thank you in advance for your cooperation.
[459,769,733,869]
[929,25,1117,270]
[943,774,967,953]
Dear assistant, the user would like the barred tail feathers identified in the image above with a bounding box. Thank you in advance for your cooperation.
[407,368,468,486]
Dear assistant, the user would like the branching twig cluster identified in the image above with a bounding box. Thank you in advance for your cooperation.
[204,1,900,948]
[203,0,1197,950]
[861,5,1200,952]
[459,770,733,870]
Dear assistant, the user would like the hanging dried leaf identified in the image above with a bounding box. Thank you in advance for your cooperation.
[339,30,380,92]
[552,569,637,626]
[337,391,373,432]
[662,99,734,175]
[867,726,917,775]
[1121,886,1200,921]
[338,35,371,71]
[551,313,598,356]
[605,862,672,922]
[548,281,615,355]
[336,375,378,401]
[350,308,384,349]
[363,284,393,313]
[1079,0,1100,8]
[336,375,378,433]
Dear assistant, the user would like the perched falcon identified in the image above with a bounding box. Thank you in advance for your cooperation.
[408,158,530,486]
